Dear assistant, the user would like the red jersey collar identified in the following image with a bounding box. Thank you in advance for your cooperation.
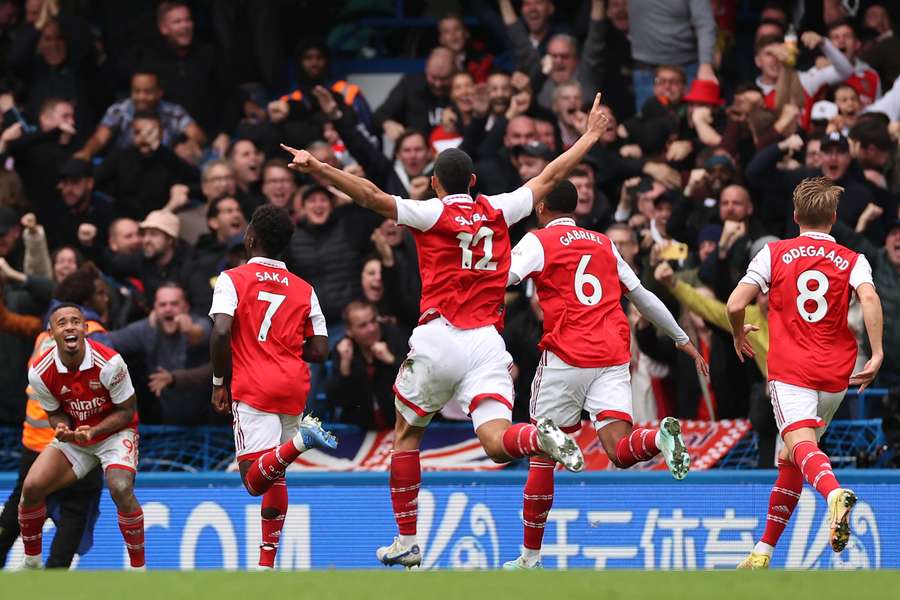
[800,231,835,242]
[248,256,287,270]
[441,193,474,205]
[546,217,576,228]
[53,344,93,373]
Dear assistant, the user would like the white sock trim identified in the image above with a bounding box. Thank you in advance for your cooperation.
[754,541,774,556]
[398,534,417,547]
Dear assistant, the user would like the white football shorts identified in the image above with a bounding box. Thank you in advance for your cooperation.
[51,427,139,479]
[393,316,514,429]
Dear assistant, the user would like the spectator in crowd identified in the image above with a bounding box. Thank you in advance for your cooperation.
[474,114,537,194]
[860,2,900,90]
[226,137,264,216]
[76,70,206,160]
[107,209,188,306]
[369,218,420,333]
[47,158,114,259]
[437,13,494,84]
[174,158,236,245]
[182,196,245,314]
[326,300,406,430]
[373,46,454,141]
[825,18,881,107]
[500,0,605,110]
[107,282,211,425]
[568,162,609,231]
[628,0,718,110]
[429,71,476,152]
[503,290,544,423]
[4,97,75,220]
[260,159,297,211]
[127,1,234,143]
[94,110,199,220]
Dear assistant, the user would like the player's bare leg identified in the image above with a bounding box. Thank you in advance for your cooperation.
[17,446,78,568]
[106,467,145,569]
[596,417,690,479]
[377,411,426,568]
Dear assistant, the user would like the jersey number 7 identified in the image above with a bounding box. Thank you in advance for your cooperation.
[257,291,286,341]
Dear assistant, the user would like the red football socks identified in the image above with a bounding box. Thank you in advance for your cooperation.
[523,457,555,551]
[390,450,421,536]
[259,478,288,568]
[792,440,840,499]
[118,508,146,568]
[18,502,46,557]
[245,439,303,496]
[502,424,541,459]
[761,458,804,546]
[614,428,660,468]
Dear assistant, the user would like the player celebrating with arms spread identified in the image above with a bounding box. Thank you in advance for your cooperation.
[19,303,145,569]
[504,181,708,569]
[727,177,883,569]
[209,205,337,570]
[282,92,610,569]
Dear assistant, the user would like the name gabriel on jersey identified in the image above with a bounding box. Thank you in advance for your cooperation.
[559,229,604,246]
[780,244,850,270]
[255,271,289,285]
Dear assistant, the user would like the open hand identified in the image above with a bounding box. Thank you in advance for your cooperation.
[677,341,710,377]
[850,353,883,393]
[732,324,760,362]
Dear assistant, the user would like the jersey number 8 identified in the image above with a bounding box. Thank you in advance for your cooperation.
[796,269,829,323]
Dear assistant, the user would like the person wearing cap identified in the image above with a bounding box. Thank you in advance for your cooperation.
[106,209,189,306]
[48,157,115,260]
[75,71,206,161]
[94,110,200,221]
[746,131,874,237]
[513,139,554,183]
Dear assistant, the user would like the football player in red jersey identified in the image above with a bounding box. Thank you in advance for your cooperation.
[19,303,145,570]
[503,180,709,569]
[282,92,611,568]
[209,204,337,570]
[727,177,883,569]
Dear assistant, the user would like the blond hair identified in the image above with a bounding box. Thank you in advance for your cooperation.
[793,177,842,227]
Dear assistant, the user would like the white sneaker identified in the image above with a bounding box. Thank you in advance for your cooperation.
[828,488,857,552]
[20,554,42,570]
[376,536,422,568]
[503,556,542,570]
[535,419,584,472]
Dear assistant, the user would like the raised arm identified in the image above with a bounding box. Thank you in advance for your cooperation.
[524,92,608,205]
[282,143,397,219]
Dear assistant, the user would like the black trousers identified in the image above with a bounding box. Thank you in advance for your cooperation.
[0,447,103,568]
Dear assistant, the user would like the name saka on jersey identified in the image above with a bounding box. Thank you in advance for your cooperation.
[255,270,290,285]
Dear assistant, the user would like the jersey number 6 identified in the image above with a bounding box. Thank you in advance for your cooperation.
[575,255,602,306]
[257,291,286,341]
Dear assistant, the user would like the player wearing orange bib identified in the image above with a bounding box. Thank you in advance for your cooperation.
[727,177,884,569]
[282,92,611,568]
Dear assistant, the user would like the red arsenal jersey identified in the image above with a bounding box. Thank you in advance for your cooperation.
[741,232,874,392]
[27,339,137,445]
[210,256,327,415]
[394,187,534,330]
[509,218,640,367]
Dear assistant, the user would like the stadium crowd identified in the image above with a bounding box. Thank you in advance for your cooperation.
[0,0,896,469]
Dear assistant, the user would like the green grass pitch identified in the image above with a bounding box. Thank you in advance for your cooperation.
[2,570,899,600]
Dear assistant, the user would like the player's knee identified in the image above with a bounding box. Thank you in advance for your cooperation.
[20,477,45,505]
[482,439,509,464]
[105,474,134,504]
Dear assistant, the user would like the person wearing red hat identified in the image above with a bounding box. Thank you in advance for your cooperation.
[683,79,725,106]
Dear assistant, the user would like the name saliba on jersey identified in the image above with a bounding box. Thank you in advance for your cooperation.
[780,244,850,271]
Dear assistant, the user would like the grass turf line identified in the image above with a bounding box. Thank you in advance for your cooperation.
[1,570,899,600]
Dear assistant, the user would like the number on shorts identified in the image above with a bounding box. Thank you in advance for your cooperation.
[456,227,498,271]
[574,255,602,305]
[796,269,829,323]
[257,291,286,341]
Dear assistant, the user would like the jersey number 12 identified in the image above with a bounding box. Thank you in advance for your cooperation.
[457,227,498,271]
[257,291,286,341]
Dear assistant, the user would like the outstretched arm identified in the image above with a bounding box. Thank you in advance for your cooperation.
[282,143,397,219]
[524,92,609,205]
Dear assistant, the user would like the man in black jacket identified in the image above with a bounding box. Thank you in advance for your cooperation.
[326,300,406,430]
[183,196,245,314]
[373,47,454,141]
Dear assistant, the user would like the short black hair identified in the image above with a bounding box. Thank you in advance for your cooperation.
[250,204,294,257]
[544,180,578,214]
[48,302,84,320]
[54,263,101,306]
[433,148,473,195]
[207,195,239,220]
[826,17,857,37]
[132,109,160,122]
[850,116,893,150]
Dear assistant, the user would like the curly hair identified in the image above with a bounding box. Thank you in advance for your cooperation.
[250,204,294,257]
[53,263,101,306]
